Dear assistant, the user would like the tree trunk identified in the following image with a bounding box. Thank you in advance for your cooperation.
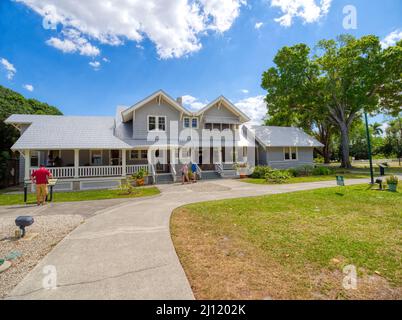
[323,145,331,164]
[314,123,332,164]
[339,123,352,168]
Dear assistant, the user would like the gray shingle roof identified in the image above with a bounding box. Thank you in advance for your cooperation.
[249,125,324,147]
[5,115,131,150]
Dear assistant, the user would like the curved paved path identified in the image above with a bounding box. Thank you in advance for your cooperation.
[7,178,375,299]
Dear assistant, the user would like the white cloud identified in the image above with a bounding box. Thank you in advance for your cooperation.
[46,29,100,57]
[23,84,34,92]
[102,57,110,63]
[235,95,267,124]
[241,89,249,94]
[182,95,207,111]
[17,0,246,59]
[0,58,16,80]
[254,22,264,29]
[270,0,332,27]
[381,30,402,49]
[89,61,101,70]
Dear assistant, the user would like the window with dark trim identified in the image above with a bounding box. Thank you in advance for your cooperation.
[158,117,166,131]
[183,117,190,128]
[148,116,156,131]
[148,116,166,131]
[284,147,297,160]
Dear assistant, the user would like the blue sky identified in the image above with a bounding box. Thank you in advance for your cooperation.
[0,0,401,124]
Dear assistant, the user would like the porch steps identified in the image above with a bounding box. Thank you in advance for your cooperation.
[220,170,238,179]
[201,171,222,180]
[155,173,174,185]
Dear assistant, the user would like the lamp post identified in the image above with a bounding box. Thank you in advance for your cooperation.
[364,112,374,184]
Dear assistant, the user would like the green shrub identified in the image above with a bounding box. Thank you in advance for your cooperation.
[251,166,273,179]
[265,169,291,184]
[314,156,325,164]
[119,176,136,195]
[312,166,334,176]
[288,165,314,177]
[132,168,148,180]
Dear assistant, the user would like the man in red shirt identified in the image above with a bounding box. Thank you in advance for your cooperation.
[31,164,53,205]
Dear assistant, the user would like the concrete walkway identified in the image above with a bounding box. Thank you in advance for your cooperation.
[7,177,375,300]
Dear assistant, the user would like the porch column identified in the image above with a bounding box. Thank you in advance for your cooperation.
[122,149,127,177]
[24,149,30,181]
[74,149,79,178]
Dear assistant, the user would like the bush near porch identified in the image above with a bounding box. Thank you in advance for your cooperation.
[247,165,370,184]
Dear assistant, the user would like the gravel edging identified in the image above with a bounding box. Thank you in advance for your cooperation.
[0,215,83,298]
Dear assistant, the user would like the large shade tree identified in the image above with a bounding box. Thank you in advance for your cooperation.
[0,85,62,185]
[262,35,402,168]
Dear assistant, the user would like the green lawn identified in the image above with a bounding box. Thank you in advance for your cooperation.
[242,173,370,185]
[171,184,402,300]
[0,187,160,206]
[328,162,402,174]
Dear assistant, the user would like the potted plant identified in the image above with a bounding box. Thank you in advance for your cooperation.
[234,163,249,178]
[386,175,398,192]
[132,169,148,186]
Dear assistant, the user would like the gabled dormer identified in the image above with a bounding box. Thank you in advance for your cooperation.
[121,90,192,140]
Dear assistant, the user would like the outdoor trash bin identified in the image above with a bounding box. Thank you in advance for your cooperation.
[15,216,34,238]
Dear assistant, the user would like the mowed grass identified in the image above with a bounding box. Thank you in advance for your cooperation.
[0,187,160,206]
[171,185,402,300]
[243,173,370,185]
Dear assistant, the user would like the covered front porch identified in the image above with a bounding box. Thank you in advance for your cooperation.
[22,145,250,182]
[23,149,150,180]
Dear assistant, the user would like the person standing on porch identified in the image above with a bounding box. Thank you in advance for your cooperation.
[181,163,189,184]
[31,164,53,205]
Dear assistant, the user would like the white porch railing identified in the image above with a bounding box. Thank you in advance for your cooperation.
[79,166,123,177]
[126,164,150,175]
[29,167,75,178]
[29,165,151,179]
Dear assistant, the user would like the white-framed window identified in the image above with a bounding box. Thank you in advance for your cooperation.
[130,150,148,160]
[284,147,298,161]
[148,116,166,132]
[191,118,198,129]
[31,151,39,167]
[90,150,103,165]
[183,117,198,129]
[204,123,212,130]
[183,117,190,128]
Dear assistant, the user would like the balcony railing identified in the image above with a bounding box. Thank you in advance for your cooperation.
[29,164,150,179]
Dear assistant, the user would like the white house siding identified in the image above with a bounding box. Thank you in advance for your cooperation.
[132,100,183,140]
[202,105,240,123]
[131,100,240,145]
[267,147,314,169]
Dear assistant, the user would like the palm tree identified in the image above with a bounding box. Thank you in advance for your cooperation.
[370,122,384,136]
